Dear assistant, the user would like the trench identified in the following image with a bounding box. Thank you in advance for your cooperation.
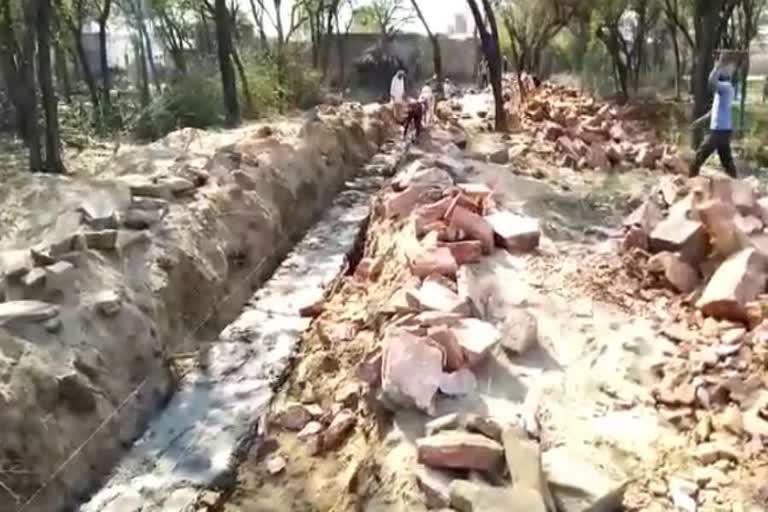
[77,145,403,512]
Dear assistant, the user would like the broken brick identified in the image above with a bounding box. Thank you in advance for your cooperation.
[410,247,459,279]
[448,206,494,255]
[697,199,750,258]
[636,147,658,168]
[451,318,501,366]
[485,211,540,252]
[407,281,471,316]
[439,241,483,264]
[623,200,663,232]
[697,248,768,321]
[649,217,709,265]
[382,329,444,414]
[429,327,467,371]
[622,226,649,252]
[542,121,564,142]
[417,431,504,472]
[414,196,454,235]
[647,252,701,294]
[384,186,424,219]
[322,409,357,450]
[587,144,609,169]
[276,403,313,431]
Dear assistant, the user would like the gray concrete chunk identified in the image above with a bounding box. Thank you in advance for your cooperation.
[0,300,58,324]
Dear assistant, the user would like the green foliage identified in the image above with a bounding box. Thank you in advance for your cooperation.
[132,72,223,140]
[280,58,323,110]
[130,54,322,141]
[351,0,414,35]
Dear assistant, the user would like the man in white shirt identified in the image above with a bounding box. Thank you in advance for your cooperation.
[390,69,406,121]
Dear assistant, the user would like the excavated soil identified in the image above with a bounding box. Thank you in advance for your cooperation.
[0,104,396,512]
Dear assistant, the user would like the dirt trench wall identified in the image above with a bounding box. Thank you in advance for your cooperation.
[0,104,395,512]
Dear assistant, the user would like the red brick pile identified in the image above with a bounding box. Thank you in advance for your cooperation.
[621,175,768,481]
[521,84,687,173]
[624,176,768,323]
[356,158,541,416]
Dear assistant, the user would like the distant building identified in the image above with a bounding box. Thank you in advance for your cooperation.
[454,14,467,35]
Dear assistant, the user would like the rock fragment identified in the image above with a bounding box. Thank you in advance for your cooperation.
[417,431,504,472]
[382,329,444,413]
[697,248,767,321]
[485,211,541,252]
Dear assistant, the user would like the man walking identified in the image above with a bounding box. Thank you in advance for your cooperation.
[390,69,406,121]
[690,53,738,178]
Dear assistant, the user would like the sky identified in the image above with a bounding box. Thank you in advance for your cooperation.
[239,0,473,37]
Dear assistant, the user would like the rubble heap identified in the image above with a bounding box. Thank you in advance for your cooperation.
[371,157,541,416]
[620,174,768,509]
[439,81,687,174]
[521,84,687,173]
[266,146,568,511]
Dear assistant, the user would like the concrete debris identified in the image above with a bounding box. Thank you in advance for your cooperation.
[45,261,76,291]
[649,217,709,265]
[416,464,456,509]
[450,318,501,366]
[0,300,59,325]
[449,480,547,512]
[501,427,557,512]
[92,290,122,317]
[22,267,46,288]
[499,309,539,354]
[485,211,541,253]
[407,280,470,316]
[438,368,477,396]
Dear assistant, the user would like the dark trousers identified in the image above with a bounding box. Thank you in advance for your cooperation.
[403,101,424,140]
[690,129,737,178]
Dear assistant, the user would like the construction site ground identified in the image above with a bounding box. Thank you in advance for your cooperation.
[217,87,768,512]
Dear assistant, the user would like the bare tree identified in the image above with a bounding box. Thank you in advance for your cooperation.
[97,0,114,112]
[214,0,240,126]
[36,0,66,172]
[466,0,507,131]
[501,0,578,76]
[410,0,442,83]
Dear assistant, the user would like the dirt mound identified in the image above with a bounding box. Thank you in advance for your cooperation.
[0,104,396,511]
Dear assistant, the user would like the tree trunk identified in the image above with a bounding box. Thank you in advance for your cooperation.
[232,44,254,115]
[37,0,65,173]
[134,0,161,93]
[215,0,240,127]
[669,21,682,99]
[740,56,749,131]
[135,36,150,108]
[21,3,43,172]
[69,22,101,122]
[467,0,506,131]
[54,39,72,103]
[691,0,723,147]
[98,0,113,113]
[410,0,442,83]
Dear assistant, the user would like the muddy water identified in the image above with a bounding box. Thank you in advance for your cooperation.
[79,168,393,511]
